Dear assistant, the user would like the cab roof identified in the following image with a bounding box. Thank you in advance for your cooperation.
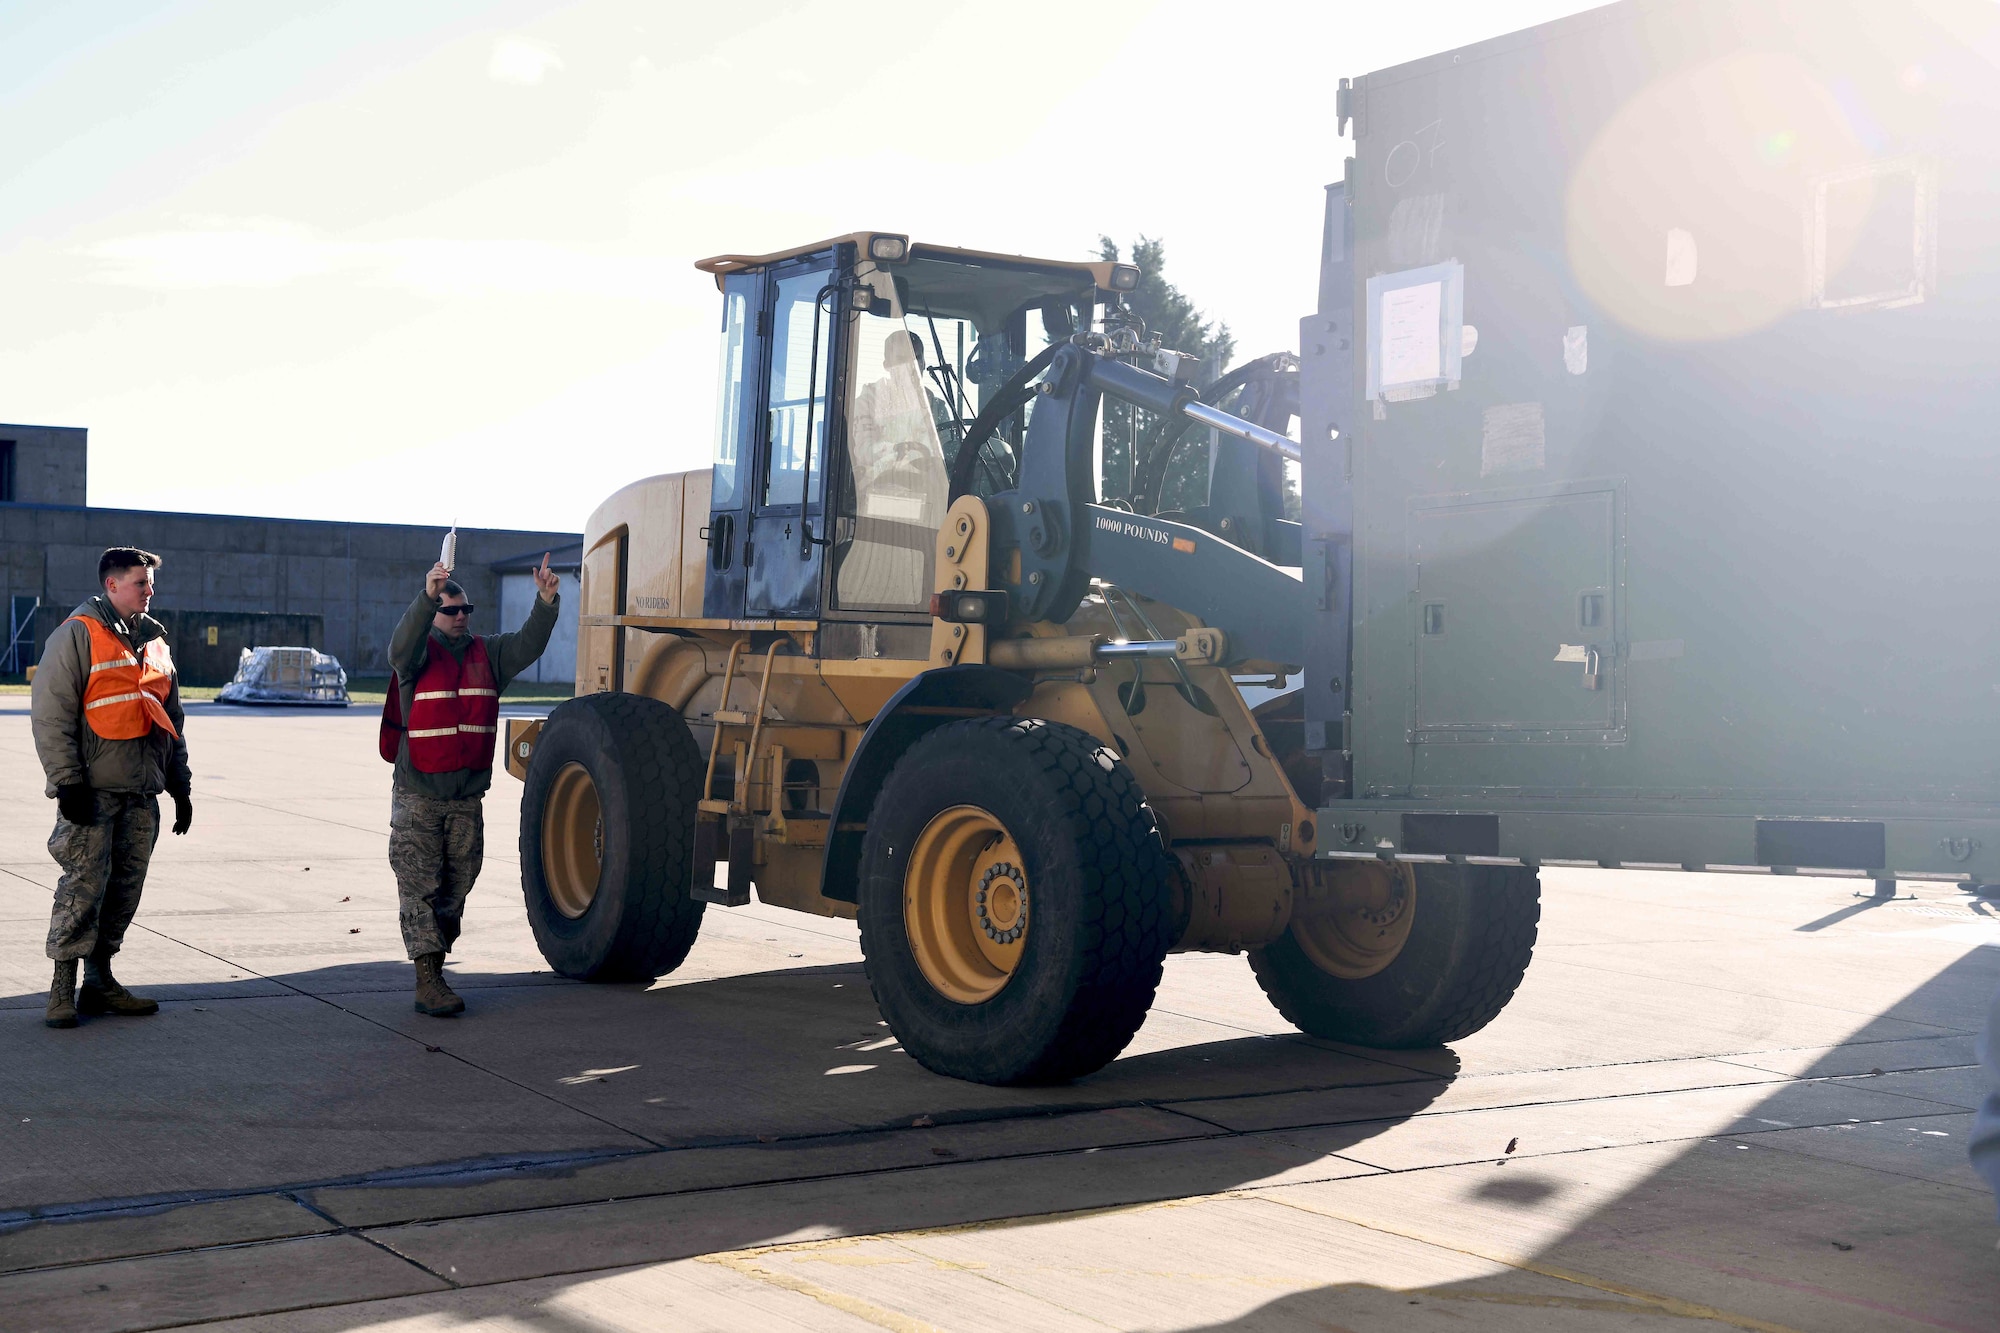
[693,231,1132,292]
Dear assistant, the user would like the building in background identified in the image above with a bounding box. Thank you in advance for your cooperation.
[0,423,88,507]
[0,423,580,683]
[494,545,581,685]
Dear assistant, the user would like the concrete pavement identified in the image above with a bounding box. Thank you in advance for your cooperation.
[1,698,1997,1331]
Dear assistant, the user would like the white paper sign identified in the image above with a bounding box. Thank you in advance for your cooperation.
[1380,281,1442,386]
[1563,325,1588,375]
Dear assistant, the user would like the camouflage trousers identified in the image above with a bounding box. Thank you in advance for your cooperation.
[389,787,485,959]
[46,792,160,962]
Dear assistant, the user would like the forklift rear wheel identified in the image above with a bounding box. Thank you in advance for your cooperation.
[519,693,706,982]
[1251,862,1539,1047]
[858,716,1176,1085]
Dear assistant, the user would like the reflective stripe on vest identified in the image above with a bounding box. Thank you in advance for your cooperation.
[69,615,179,741]
[399,636,501,773]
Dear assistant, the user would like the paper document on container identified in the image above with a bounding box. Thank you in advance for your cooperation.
[1380,281,1442,386]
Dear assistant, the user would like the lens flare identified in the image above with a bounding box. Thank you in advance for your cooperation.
[1566,52,1863,342]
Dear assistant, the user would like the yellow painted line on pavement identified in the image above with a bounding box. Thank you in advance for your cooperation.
[694,1179,1805,1333]
[1253,1193,1805,1333]
[700,1247,947,1333]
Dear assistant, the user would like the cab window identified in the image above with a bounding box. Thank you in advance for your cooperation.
[710,275,754,509]
[831,256,1086,614]
[763,266,833,509]
[834,309,950,613]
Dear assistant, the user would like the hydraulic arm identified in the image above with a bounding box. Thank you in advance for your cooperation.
[984,343,1307,666]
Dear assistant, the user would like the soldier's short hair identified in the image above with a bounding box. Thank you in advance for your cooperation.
[441,580,466,601]
[99,548,161,584]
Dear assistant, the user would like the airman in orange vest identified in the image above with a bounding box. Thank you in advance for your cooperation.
[30,547,193,1028]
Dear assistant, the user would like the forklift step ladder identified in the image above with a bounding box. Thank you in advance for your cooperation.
[692,640,781,907]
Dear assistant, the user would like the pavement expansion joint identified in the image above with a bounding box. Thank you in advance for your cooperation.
[126,919,677,1151]
[307,1090,1984,1264]
[1246,1193,1809,1333]
[1712,1130,1995,1196]
[284,1191,464,1292]
[1,1039,1979,1242]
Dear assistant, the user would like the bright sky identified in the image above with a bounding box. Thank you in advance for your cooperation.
[0,0,1602,532]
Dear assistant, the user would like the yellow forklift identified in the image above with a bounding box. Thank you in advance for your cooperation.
[505,232,1537,1086]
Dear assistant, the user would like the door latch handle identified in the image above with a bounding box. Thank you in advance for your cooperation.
[1555,642,1605,690]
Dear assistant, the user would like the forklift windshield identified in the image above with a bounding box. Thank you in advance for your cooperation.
[833,256,1087,615]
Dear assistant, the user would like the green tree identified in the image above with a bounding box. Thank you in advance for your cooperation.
[1096,236,1236,512]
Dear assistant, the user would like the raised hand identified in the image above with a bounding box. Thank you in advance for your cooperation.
[425,562,451,600]
[533,552,560,603]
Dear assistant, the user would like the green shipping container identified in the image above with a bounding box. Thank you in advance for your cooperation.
[1300,0,2000,883]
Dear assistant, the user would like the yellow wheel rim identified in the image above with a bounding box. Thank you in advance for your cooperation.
[542,762,603,919]
[904,805,1029,1005]
[1291,861,1416,980]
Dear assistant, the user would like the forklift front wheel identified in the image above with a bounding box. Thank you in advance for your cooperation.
[1251,862,1540,1048]
[858,716,1176,1086]
[902,804,1031,1004]
[519,693,707,982]
[1289,860,1418,980]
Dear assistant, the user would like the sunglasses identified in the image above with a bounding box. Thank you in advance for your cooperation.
[437,604,476,617]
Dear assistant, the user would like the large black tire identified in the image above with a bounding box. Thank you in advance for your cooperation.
[1250,863,1540,1047]
[519,693,705,982]
[858,717,1176,1085]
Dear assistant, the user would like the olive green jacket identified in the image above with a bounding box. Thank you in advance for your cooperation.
[31,598,192,799]
[388,588,558,799]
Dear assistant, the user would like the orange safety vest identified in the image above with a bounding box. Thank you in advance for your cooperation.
[379,636,499,772]
[70,615,179,741]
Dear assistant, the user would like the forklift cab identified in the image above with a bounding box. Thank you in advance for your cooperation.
[694,233,1125,640]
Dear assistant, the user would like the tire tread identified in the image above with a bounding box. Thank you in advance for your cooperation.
[1250,864,1539,1047]
[860,716,1174,1084]
[522,693,705,982]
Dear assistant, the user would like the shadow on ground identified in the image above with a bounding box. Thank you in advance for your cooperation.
[0,954,1460,1327]
[5,946,1995,1331]
[1177,948,2000,1333]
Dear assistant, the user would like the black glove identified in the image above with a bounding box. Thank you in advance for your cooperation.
[170,790,193,836]
[56,783,94,826]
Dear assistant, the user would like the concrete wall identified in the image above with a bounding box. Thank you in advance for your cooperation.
[0,503,579,675]
[0,424,86,506]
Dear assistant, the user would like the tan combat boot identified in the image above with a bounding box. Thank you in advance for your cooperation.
[413,952,464,1017]
[78,954,159,1017]
[46,960,78,1028]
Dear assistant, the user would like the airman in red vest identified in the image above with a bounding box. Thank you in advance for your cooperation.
[383,553,559,1015]
[31,547,193,1028]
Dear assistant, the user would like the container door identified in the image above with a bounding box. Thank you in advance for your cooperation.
[1409,484,1621,745]
[703,271,760,619]
[745,257,837,620]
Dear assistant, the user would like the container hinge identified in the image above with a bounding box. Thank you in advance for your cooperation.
[1336,78,1358,137]
[1314,536,1347,612]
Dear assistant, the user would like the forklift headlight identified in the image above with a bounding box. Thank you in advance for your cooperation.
[930,590,1010,624]
[868,234,909,261]
[1108,264,1140,292]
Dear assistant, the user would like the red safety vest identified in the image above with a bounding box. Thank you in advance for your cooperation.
[379,636,499,772]
[70,615,179,741]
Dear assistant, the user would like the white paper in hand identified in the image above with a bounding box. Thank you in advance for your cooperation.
[440,526,457,573]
